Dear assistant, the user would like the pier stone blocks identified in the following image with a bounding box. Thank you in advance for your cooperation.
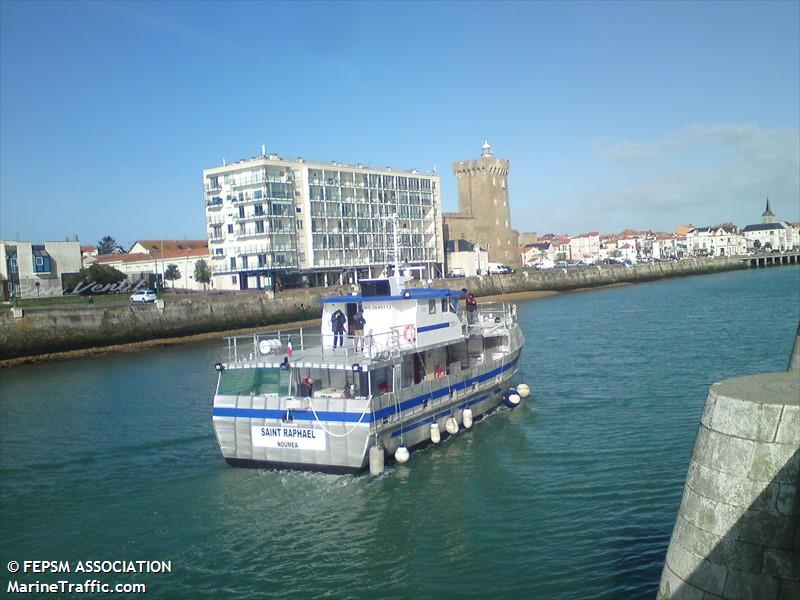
[658,372,799,600]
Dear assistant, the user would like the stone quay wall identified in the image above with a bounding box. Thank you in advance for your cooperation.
[0,257,745,360]
[658,372,799,599]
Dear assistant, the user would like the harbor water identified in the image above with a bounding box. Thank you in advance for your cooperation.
[1,266,798,598]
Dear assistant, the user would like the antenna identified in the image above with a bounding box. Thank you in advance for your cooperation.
[261,144,266,157]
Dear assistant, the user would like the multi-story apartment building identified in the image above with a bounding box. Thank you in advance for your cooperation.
[203,151,444,290]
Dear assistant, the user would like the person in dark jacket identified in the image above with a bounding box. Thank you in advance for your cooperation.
[352,308,366,351]
[299,377,313,398]
[331,309,346,348]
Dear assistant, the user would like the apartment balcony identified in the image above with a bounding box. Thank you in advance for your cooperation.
[206,199,223,210]
[236,231,268,241]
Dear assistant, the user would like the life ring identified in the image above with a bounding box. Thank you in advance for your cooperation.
[402,324,417,344]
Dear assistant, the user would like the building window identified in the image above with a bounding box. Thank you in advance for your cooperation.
[254,189,262,199]
[429,299,436,314]
[256,220,265,234]
[32,248,52,273]
[230,257,236,270]
[239,206,245,219]
[258,254,266,268]
[232,276,237,284]
[296,219,303,230]
[227,224,233,234]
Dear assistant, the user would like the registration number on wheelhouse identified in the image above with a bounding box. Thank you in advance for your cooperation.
[252,426,327,451]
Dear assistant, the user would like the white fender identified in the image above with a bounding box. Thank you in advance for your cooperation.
[395,446,410,464]
[369,446,385,476]
[462,408,473,429]
[445,417,459,435]
[430,422,441,444]
[516,383,531,398]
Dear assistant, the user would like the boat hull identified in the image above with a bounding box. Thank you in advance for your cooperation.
[212,349,522,473]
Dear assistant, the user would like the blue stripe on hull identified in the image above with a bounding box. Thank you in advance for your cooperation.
[212,355,520,423]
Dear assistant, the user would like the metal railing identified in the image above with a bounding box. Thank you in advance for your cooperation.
[224,326,414,364]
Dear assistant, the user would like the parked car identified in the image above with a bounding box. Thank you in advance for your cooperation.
[130,290,158,303]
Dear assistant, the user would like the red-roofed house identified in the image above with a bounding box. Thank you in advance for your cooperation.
[92,245,211,290]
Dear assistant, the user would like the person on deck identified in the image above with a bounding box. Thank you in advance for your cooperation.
[331,309,346,348]
[465,291,478,324]
[434,364,445,379]
[353,308,366,351]
[299,377,313,398]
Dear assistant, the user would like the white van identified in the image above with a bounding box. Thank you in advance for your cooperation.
[487,263,512,275]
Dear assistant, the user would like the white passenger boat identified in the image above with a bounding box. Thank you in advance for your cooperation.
[211,271,526,474]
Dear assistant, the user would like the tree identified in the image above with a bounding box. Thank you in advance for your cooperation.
[97,235,121,255]
[78,264,125,285]
[164,263,181,288]
[764,241,772,251]
[194,259,211,290]
[753,240,761,252]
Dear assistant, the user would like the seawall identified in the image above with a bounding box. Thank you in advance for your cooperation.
[658,371,799,599]
[0,257,746,361]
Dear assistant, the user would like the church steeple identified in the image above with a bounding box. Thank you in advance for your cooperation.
[762,197,775,224]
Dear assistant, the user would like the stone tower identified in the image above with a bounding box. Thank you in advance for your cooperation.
[762,198,775,224]
[446,141,520,267]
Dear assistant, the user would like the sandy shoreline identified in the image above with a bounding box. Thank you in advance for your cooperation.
[0,282,634,368]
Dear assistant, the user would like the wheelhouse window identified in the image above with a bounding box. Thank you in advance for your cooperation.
[218,368,289,396]
[429,299,436,314]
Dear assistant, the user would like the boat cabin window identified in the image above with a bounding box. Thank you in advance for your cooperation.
[441,298,447,312]
[428,299,436,314]
[218,368,288,396]
[360,280,390,297]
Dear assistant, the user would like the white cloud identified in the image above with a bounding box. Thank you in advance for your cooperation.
[583,123,800,231]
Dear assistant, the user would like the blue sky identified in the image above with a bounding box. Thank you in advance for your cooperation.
[1,0,798,247]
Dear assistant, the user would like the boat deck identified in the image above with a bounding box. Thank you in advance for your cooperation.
[221,302,516,371]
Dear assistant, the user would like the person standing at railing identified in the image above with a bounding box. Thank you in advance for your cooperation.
[353,308,366,351]
[331,309,346,349]
[465,291,478,324]
[300,377,313,398]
